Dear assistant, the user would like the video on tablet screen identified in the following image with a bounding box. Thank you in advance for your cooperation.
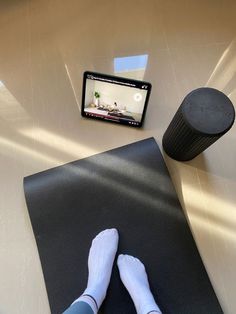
[82,72,151,127]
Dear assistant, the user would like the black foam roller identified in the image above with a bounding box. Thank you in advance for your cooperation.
[162,87,235,161]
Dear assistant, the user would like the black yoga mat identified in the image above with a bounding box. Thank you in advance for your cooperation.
[24,138,223,314]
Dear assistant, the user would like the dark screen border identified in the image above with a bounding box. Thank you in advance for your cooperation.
[81,71,152,127]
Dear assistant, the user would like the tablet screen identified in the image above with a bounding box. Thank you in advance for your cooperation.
[81,71,151,127]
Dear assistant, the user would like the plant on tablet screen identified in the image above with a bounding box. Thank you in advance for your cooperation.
[94,91,100,98]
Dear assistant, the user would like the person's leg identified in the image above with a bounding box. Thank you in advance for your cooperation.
[117,254,162,314]
[63,299,94,314]
[63,229,119,314]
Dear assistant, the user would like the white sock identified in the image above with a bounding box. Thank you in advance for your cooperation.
[117,254,162,314]
[73,228,119,310]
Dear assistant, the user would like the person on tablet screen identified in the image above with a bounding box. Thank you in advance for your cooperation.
[63,229,162,314]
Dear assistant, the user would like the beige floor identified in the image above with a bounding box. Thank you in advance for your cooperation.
[0,0,236,313]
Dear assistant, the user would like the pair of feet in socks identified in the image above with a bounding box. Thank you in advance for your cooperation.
[74,228,161,314]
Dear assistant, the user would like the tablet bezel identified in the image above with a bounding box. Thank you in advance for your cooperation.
[81,71,152,127]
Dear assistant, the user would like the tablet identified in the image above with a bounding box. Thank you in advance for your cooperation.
[81,71,152,127]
